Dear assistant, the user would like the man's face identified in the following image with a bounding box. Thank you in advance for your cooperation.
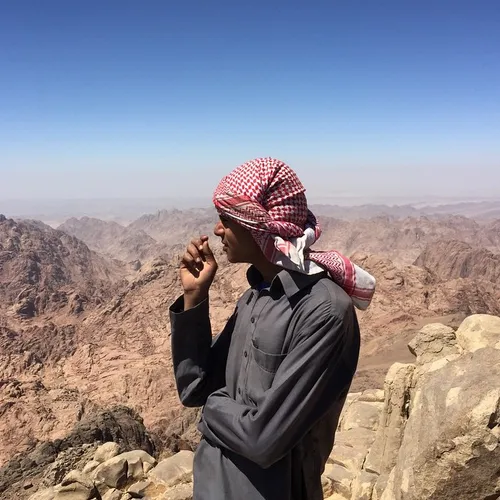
[214,215,261,264]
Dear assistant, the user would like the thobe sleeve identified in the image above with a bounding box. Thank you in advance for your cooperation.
[170,295,235,408]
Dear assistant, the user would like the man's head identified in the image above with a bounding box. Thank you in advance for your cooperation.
[212,157,311,268]
[212,157,307,267]
[211,157,376,309]
[213,158,309,238]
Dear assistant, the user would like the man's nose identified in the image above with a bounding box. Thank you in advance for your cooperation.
[214,221,224,236]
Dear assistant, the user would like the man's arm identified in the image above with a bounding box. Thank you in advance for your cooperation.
[171,235,230,407]
[198,298,359,468]
[170,296,236,408]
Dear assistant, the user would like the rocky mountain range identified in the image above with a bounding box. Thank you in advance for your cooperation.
[311,199,500,221]
[127,209,216,245]
[55,209,500,268]
[4,199,500,227]
[1,207,500,499]
[316,215,500,264]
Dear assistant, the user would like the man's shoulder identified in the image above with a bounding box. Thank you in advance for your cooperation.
[290,277,359,342]
[302,276,355,319]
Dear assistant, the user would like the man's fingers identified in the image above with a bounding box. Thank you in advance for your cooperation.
[181,253,202,275]
[190,237,203,250]
[202,240,216,263]
[187,243,203,263]
[181,251,195,269]
[182,236,215,269]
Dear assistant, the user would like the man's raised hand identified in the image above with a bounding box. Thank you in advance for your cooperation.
[180,236,218,309]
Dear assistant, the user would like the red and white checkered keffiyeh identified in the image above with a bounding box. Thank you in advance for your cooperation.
[213,157,376,310]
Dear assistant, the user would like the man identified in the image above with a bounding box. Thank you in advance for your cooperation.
[170,158,376,499]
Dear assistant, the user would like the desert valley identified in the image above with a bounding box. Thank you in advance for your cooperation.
[1,201,500,500]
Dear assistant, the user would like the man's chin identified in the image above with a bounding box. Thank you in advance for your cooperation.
[225,251,241,264]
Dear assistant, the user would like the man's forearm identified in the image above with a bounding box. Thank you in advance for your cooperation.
[170,296,234,407]
[170,296,214,406]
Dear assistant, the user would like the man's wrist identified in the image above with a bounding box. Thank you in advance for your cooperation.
[183,291,208,311]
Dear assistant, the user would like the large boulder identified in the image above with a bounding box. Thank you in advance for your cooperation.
[161,482,193,500]
[47,469,96,500]
[455,314,500,352]
[329,444,368,473]
[357,389,385,403]
[53,482,95,500]
[82,461,100,475]
[127,479,152,497]
[333,428,378,450]
[92,450,156,489]
[322,463,354,498]
[60,471,94,490]
[350,470,378,500]
[148,450,194,488]
[101,490,124,500]
[340,401,384,432]
[94,458,128,490]
[381,347,500,499]
[338,393,362,429]
[407,323,461,368]
[364,362,415,484]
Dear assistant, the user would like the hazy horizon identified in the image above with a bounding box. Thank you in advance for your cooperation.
[2,194,500,229]
[3,159,500,202]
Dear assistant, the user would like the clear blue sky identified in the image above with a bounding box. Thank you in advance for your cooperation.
[1,0,499,201]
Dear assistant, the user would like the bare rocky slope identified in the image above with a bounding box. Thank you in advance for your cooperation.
[127,209,217,246]
[0,213,246,466]
[414,239,500,283]
[6,199,500,227]
[0,215,125,318]
[58,217,166,263]
[343,250,500,390]
[58,210,217,265]
[0,405,156,499]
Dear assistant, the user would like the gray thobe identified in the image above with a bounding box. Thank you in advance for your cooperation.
[170,266,360,500]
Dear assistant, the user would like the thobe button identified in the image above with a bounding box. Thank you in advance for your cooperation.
[251,317,255,323]
[238,388,241,395]
[243,351,248,357]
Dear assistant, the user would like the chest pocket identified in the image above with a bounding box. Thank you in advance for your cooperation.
[251,340,286,373]
[246,338,287,406]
